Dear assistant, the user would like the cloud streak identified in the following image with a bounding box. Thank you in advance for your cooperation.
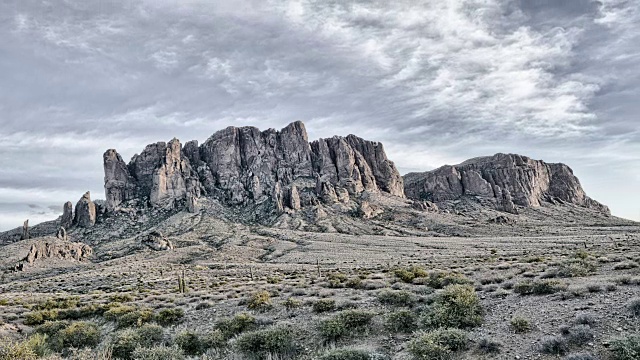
[1,0,639,230]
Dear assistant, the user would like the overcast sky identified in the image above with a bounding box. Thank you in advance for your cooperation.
[1,0,639,231]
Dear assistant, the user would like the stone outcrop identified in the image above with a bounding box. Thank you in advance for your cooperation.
[404,153,610,214]
[61,202,73,229]
[103,121,404,214]
[142,231,174,251]
[22,239,92,267]
[74,192,97,227]
[56,227,68,241]
[21,220,29,240]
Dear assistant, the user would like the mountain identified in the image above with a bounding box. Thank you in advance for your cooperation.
[403,153,610,215]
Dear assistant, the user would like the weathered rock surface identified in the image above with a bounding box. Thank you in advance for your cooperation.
[23,239,92,266]
[21,220,29,240]
[61,202,73,229]
[142,231,174,251]
[103,121,404,215]
[74,192,97,227]
[56,227,68,241]
[404,153,610,214]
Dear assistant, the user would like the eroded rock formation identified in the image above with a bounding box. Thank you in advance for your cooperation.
[74,192,96,227]
[103,121,404,214]
[22,239,92,267]
[61,202,73,229]
[404,153,610,214]
[142,231,174,251]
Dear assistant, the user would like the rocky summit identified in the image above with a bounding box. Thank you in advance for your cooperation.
[404,153,610,215]
[103,121,404,217]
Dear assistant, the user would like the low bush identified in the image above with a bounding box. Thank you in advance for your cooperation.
[247,291,272,311]
[627,297,640,316]
[422,284,483,329]
[319,310,375,341]
[574,313,596,326]
[394,266,428,283]
[0,339,39,360]
[539,335,569,355]
[610,334,640,360]
[111,324,165,360]
[376,289,416,307]
[234,325,297,359]
[131,345,185,360]
[154,307,184,326]
[313,299,336,313]
[477,337,502,354]
[385,309,418,333]
[514,280,565,295]
[282,298,302,310]
[424,271,471,289]
[408,329,469,360]
[175,331,207,356]
[23,309,59,325]
[565,325,594,345]
[104,304,154,328]
[510,317,531,333]
[556,260,597,278]
[216,313,257,339]
[60,321,101,349]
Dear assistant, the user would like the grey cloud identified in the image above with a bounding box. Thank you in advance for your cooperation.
[0,0,639,230]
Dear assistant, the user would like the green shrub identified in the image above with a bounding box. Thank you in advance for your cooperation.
[610,334,640,360]
[111,324,164,360]
[247,291,272,310]
[425,271,471,289]
[627,298,640,316]
[565,325,594,345]
[234,326,297,359]
[510,317,531,333]
[385,310,418,333]
[319,310,375,341]
[154,308,184,326]
[0,339,39,360]
[282,298,302,310]
[422,284,483,329]
[514,280,565,295]
[110,293,135,303]
[376,289,416,307]
[477,337,502,354]
[60,321,100,349]
[313,299,336,313]
[131,345,185,360]
[395,266,428,283]
[319,348,372,360]
[216,313,257,339]
[24,309,59,325]
[104,304,154,328]
[203,330,226,349]
[556,260,597,277]
[327,273,349,288]
[175,331,206,356]
[539,335,568,355]
[34,297,80,311]
[408,329,469,360]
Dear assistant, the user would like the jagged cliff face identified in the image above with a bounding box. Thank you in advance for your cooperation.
[103,121,404,213]
[403,153,610,214]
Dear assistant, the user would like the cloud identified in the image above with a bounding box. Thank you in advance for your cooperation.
[1,0,639,229]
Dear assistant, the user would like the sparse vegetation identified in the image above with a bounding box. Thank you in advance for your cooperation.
[319,310,375,341]
[385,309,418,333]
[610,334,640,360]
[510,317,531,333]
[514,279,565,295]
[539,335,569,355]
[422,284,483,329]
[313,299,337,313]
[247,290,272,310]
[408,329,469,359]
[235,325,297,359]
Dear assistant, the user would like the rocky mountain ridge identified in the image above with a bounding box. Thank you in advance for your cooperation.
[404,153,610,215]
[103,121,404,216]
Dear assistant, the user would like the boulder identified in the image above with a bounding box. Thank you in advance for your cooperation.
[142,231,174,251]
